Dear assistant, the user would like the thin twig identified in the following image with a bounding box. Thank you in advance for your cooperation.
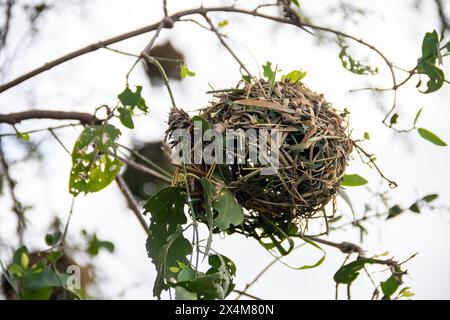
[203,14,253,77]
[232,289,262,300]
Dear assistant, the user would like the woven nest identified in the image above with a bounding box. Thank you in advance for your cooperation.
[166,79,353,238]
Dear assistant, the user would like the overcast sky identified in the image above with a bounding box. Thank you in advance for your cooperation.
[0,0,449,299]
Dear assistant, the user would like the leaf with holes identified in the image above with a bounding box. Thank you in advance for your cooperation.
[281,69,307,84]
[69,124,122,196]
[387,204,403,219]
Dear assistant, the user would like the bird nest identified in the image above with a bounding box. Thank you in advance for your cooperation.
[166,79,352,239]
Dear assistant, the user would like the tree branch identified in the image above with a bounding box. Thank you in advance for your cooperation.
[0,110,101,125]
[115,175,149,232]
[0,138,26,244]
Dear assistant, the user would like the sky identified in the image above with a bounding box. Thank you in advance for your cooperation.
[0,0,449,299]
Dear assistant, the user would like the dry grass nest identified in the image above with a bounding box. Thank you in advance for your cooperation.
[166,79,353,238]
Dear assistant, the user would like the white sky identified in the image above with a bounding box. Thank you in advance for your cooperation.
[0,0,450,299]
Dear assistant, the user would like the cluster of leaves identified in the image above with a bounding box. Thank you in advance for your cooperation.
[1,228,115,300]
[143,183,242,300]
[332,189,440,244]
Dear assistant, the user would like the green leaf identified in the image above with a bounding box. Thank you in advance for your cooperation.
[154,226,192,298]
[397,287,415,298]
[242,74,251,83]
[390,113,399,125]
[262,61,275,80]
[413,107,423,127]
[381,275,401,299]
[419,30,440,64]
[200,177,214,256]
[117,107,134,129]
[20,252,29,269]
[281,69,307,84]
[218,19,228,28]
[144,187,187,225]
[180,63,196,79]
[22,266,70,291]
[334,258,375,284]
[262,61,277,96]
[20,287,53,300]
[363,131,370,140]
[409,202,420,213]
[387,204,403,219]
[175,286,198,300]
[212,187,244,230]
[292,0,300,7]
[286,237,326,270]
[47,251,63,263]
[175,254,236,300]
[45,231,62,246]
[144,187,191,298]
[421,193,438,202]
[8,264,24,277]
[69,124,122,196]
[418,128,447,146]
[118,86,147,112]
[16,132,30,142]
[13,246,29,266]
[341,174,368,187]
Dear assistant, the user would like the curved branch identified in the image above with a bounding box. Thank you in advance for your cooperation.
[0,110,101,125]
[0,5,398,94]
